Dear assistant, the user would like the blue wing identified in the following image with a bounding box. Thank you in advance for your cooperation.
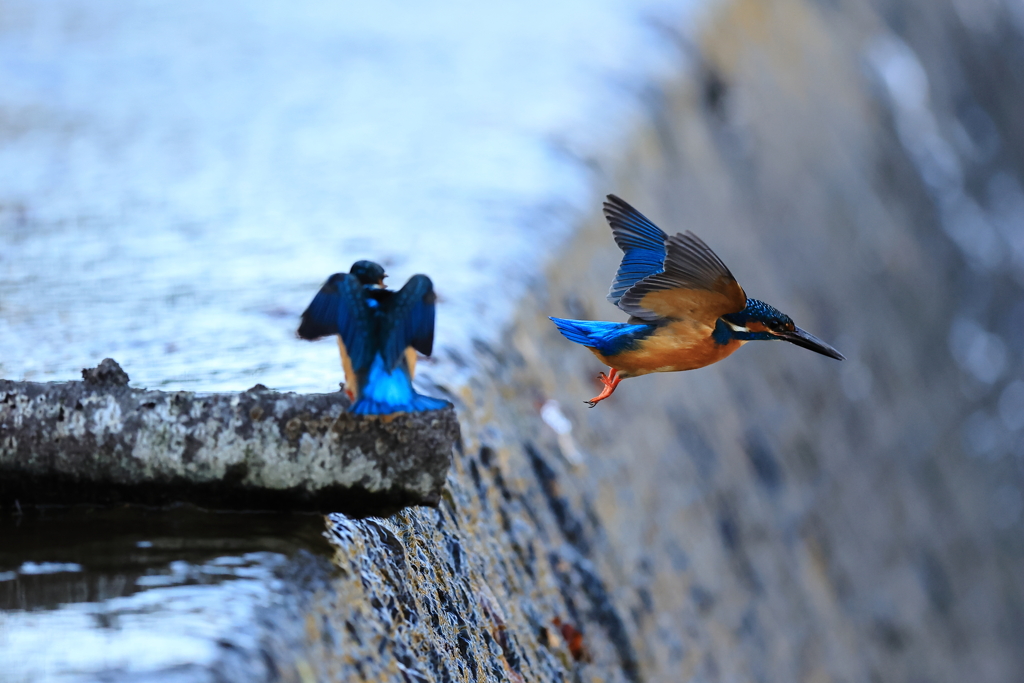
[603,194,668,308]
[380,274,436,371]
[618,231,746,323]
[297,273,376,371]
[549,317,654,357]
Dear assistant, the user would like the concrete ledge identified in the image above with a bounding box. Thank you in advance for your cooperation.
[0,360,459,516]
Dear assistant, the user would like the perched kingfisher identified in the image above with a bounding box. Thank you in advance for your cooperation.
[551,195,844,407]
[297,260,449,415]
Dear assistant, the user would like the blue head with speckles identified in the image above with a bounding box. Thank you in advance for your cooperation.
[711,298,845,361]
[727,299,794,334]
[714,298,795,343]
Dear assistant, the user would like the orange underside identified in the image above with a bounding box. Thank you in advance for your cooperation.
[591,322,745,378]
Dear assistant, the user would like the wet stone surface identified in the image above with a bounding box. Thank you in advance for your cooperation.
[0,507,338,682]
[0,360,459,516]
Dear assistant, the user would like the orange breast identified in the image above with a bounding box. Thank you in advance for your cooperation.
[337,337,358,398]
[591,320,744,377]
[405,346,418,378]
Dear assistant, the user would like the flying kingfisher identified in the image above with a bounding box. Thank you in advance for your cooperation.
[551,195,844,407]
[297,260,449,415]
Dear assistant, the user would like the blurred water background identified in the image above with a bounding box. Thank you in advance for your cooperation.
[0,0,696,393]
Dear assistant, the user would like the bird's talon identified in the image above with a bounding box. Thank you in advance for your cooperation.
[584,367,621,407]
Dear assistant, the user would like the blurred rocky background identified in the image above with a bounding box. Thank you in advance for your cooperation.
[2,0,1023,681]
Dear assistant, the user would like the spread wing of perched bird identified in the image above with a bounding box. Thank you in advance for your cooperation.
[298,260,449,415]
[550,195,843,407]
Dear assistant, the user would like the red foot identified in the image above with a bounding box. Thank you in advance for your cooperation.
[585,367,622,408]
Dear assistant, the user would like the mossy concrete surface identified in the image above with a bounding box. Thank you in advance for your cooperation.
[0,360,458,516]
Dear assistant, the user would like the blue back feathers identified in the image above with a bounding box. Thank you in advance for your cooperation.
[298,272,436,373]
[549,317,655,357]
[298,263,446,415]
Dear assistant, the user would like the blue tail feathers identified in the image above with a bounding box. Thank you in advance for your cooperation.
[350,394,449,415]
[350,353,449,415]
[549,317,655,357]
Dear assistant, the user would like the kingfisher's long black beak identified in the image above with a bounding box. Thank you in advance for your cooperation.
[775,326,845,360]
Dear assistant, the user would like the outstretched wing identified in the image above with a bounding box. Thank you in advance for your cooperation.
[380,274,436,370]
[603,195,668,308]
[297,272,376,371]
[619,231,746,323]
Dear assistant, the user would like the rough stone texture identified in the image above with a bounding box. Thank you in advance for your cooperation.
[0,360,458,516]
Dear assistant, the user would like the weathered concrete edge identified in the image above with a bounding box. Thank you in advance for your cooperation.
[0,360,460,516]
